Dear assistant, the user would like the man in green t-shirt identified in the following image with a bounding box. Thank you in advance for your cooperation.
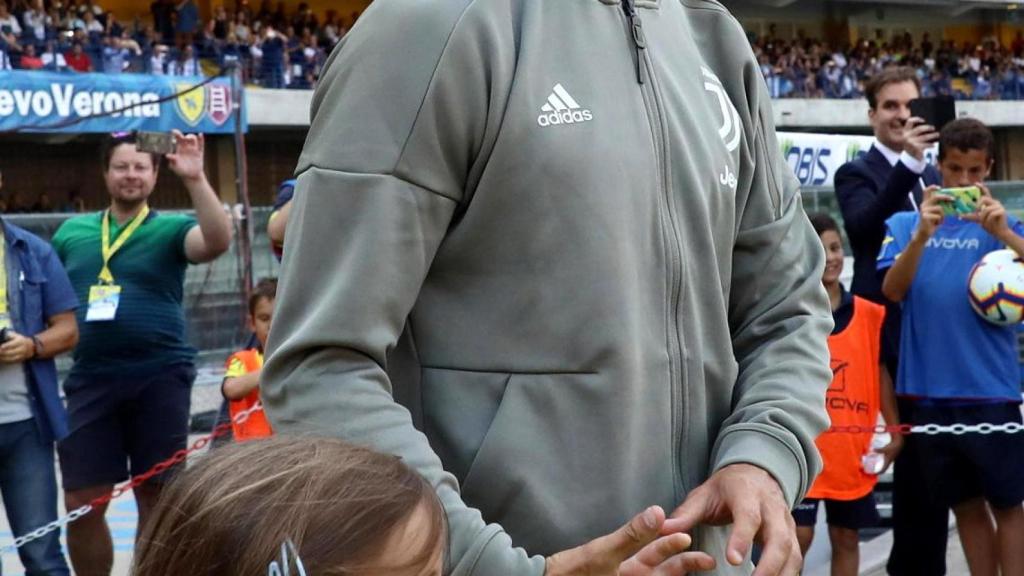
[51,131,232,576]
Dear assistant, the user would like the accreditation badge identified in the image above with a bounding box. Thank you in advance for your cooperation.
[86,284,122,322]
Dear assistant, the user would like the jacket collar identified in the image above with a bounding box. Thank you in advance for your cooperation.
[0,219,29,249]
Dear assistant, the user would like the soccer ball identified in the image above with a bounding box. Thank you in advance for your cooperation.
[967,249,1024,326]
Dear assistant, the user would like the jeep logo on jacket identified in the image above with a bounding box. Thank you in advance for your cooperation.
[261,0,834,574]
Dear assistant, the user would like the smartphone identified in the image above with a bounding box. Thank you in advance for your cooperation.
[939,186,981,216]
[135,131,176,155]
[909,96,956,131]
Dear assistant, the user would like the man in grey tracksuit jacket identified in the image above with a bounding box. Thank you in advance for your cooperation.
[262,0,834,574]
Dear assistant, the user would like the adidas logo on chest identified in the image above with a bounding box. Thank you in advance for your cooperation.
[537,84,593,127]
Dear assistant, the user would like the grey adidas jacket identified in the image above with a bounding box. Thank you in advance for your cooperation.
[262,0,833,574]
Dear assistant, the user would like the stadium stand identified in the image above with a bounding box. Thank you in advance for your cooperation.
[0,0,352,89]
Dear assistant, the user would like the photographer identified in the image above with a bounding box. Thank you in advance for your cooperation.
[0,206,79,575]
[52,131,232,576]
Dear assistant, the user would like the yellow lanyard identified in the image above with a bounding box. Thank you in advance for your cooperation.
[0,235,7,316]
[99,205,150,285]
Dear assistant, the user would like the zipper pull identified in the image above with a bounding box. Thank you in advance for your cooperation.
[621,0,647,84]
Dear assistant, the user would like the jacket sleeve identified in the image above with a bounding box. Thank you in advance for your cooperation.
[260,2,545,575]
[835,160,919,249]
[711,57,834,507]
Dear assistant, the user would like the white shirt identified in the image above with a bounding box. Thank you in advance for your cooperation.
[873,139,927,175]
[0,14,21,36]
[41,51,67,70]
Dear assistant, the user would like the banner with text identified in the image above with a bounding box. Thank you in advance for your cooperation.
[779,132,938,187]
[0,71,246,134]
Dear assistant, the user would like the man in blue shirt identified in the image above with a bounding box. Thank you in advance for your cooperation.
[879,118,1024,576]
[0,218,79,575]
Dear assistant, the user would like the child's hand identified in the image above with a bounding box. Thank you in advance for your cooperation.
[876,434,904,475]
[962,183,1012,241]
[914,186,949,243]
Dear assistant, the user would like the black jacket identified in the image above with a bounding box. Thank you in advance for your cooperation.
[835,145,941,302]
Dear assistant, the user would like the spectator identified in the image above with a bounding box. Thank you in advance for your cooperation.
[52,131,232,576]
[221,277,277,442]
[207,4,228,41]
[266,178,294,261]
[33,191,53,213]
[17,41,41,69]
[0,2,22,38]
[80,10,102,35]
[168,43,200,76]
[21,0,47,44]
[40,40,67,71]
[879,118,1024,576]
[148,42,168,74]
[832,66,954,576]
[0,169,80,576]
[150,0,173,45]
[174,0,198,49]
[100,35,129,74]
[254,24,285,88]
[794,213,901,576]
[64,41,92,72]
[60,189,86,213]
[230,9,250,44]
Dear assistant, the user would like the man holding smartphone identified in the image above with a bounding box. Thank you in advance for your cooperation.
[52,131,232,576]
[834,67,949,576]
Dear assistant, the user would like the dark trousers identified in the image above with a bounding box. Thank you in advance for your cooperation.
[0,419,71,575]
[886,398,949,576]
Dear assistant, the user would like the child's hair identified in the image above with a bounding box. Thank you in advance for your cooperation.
[938,118,995,162]
[248,277,278,315]
[808,212,840,237]
[131,436,446,576]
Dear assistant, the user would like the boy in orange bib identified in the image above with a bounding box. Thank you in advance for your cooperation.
[795,214,903,575]
[221,278,277,441]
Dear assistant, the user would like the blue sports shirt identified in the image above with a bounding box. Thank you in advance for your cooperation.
[878,212,1024,402]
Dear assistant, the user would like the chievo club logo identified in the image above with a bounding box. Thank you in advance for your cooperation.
[537,84,593,127]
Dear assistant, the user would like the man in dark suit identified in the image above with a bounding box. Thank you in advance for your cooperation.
[835,66,957,576]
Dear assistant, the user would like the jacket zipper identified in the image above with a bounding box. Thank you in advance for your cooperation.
[621,0,646,84]
[620,0,688,501]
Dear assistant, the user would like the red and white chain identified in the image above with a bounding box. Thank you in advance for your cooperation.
[829,422,1024,435]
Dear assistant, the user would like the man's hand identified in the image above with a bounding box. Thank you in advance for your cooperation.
[963,184,1012,241]
[902,117,939,162]
[661,464,801,576]
[913,186,949,243]
[0,331,35,364]
[166,130,207,184]
[546,506,715,576]
[876,435,904,474]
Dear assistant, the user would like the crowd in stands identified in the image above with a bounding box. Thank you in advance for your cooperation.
[0,0,356,89]
[753,27,1024,100]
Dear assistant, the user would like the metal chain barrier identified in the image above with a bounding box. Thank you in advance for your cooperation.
[2,402,263,553]
[828,422,1024,435]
